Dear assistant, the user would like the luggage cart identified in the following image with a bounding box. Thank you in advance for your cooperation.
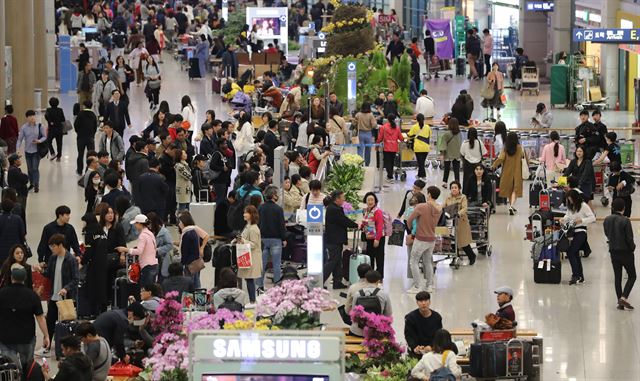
[468,205,492,256]
[433,216,463,269]
[423,54,454,81]
[593,163,607,204]
[520,64,540,95]
[394,141,414,181]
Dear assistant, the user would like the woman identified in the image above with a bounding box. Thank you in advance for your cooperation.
[481,62,505,120]
[114,55,134,95]
[144,55,162,109]
[0,244,33,288]
[492,132,527,215]
[44,97,66,162]
[116,214,158,288]
[310,97,325,126]
[355,102,378,166]
[213,267,248,310]
[235,111,256,163]
[532,102,553,129]
[411,329,462,380]
[403,192,426,279]
[283,176,303,214]
[155,24,168,63]
[564,145,595,208]
[376,113,403,183]
[439,117,462,188]
[177,212,209,289]
[307,135,331,175]
[191,155,208,202]
[181,95,197,141]
[148,212,174,282]
[450,95,470,126]
[493,120,507,157]
[361,192,387,277]
[84,171,102,215]
[280,93,299,121]
[86,204,126,315]
[0,105,19,154]
[327,108,346,146]
[407,113,432,180]
[444,181,477,265]
[460,127,487,191]
[236,205,262,305]
[142,109,169,139]
[464,164,492,207]
[561,190,595,284]
[539,131,567,185]
[175,149,193,213]
[128,41,148,86]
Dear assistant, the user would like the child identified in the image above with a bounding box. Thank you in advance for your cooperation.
[404,193,426,278]
[594,131,621,166]
[410,36,422,58]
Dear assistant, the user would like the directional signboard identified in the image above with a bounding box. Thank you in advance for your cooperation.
[573,28,640,43]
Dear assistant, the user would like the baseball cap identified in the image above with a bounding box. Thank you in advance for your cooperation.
[130,214,149,225]
[8,153,20,164]
[494,286,514,297]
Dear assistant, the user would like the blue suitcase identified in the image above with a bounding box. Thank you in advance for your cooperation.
[349,253,371,284]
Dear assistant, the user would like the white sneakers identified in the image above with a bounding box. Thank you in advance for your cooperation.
[406,286,420,294]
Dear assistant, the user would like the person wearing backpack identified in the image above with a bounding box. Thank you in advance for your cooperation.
[346,270,392,337]
[213,267,248,311]
[361,192,389,280]
[407,114,432,180]
[228,171,264,232]
[410,329,461,380]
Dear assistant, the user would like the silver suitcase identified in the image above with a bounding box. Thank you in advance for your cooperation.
[190,190,216,234]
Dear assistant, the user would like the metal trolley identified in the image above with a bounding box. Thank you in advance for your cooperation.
[433,219,461,270]
[468,205,492,256]
[520,64,540,95]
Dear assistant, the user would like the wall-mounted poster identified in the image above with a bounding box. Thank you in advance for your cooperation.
[5,46,12,104]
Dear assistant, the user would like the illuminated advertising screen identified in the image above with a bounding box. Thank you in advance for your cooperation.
[252,18,282,38]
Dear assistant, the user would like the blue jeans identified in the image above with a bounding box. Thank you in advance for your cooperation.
[25,152,40,186]
[257,238,283,287]
[139,264,158,288]
[0,337,35,369]
[358,131,374,166]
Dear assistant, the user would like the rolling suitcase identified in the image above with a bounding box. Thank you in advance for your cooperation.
[533,259,562,284]
[482,341,508,377]
[468,343,483,377]
[113,276,141,309]
[76,280,95,320]
[549,188,564,208]
[55,320,80,359]
[289,242,307,264]
[349,253,371,284]
[212,77,222,93]
[456,58,466,76]
[529,181,543,207]
[188,58,201,79]
[190,191,216,234]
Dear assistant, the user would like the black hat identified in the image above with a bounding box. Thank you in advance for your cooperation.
[8,153,20,164]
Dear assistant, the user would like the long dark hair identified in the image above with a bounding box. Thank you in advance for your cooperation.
[0,244,29,278]
[238,112,252,128]
[505,131,519,156]
[432,329,454,354]
[448,117,460,135]
[494,121,507,143]
[416,113,425,128]
[360,102,372,113]
[145,55,159,72]
[550,131,560,158]
[467,127,478,149]
[566,189,583,212]
[181,95,194,112]
[386,113,397,129]
[147,212,164,235]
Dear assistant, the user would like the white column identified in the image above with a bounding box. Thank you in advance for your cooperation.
[45,0,57,91]
[600,0,620,108]
[474,0,489,31]
[549,0,571,58]
[519,0,549,77]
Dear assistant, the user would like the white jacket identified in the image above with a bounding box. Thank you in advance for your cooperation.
[235,122,255,157]
[128,47,149,70]
[411,350,462,380]
[460,139,487,164]
[561,202,595,232]
[182,105,197,132]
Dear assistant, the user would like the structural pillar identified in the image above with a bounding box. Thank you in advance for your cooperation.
[34,0,48,109]
[600,0,620,108]
[473,0,489,32]
[5,0,35,120]
[519,0,549,77]
[0,0,5,109]
[549,0,571,59]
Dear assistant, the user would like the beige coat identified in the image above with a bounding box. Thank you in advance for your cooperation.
[444,194,472,248]
[175,161,193,203]
[284,185,303,214]
[327,115,346,145]
[238,223,262,279]
[492,145,526,198]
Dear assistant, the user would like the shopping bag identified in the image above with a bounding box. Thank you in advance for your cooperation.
[107,361,143,377]
[500,93,507,105]
[62,120,73,133]
[56,298,77,321]
[236,243,252,269]
[521,157,530,179]
[480,85,495,100]
[128,262,141,283]
[32,271,51,301]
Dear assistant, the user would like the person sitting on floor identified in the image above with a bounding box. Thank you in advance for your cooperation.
[404,291,444,357]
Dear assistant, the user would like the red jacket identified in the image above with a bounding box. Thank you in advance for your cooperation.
[362,207,384,241]
[376,123,403,152]
[0,115,19,140]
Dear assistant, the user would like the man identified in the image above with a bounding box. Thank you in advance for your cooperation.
[98,121,125,162]
[159,144,178,224]
[104,60,123,93]
[345,263,373,311]
[406,186,442,293]
[494,286,516,322]
[574,110,600,160]
[257,186,287,292]
[16,110,47,193]
[156,133,173,158]
[74,100,98,175]
[607,161,635,217]
[92,71,118,118]
[42,234,80,356]
[346,270,392,336]
[125,140,150,203]
[42,335,92,380]
[210,138,232,202]
[96,151,110,178]
[161,262,195,297]
[482,29,493,76]
[0,200,25,264]
[398,179,426,218]
[174,127,195,162]
[37,206,82,264]
[328,92,344,116]
[77,62,97,107]
[221,45,238,79]
[404,291,443,357]
[592,109,608,151]
[101,172,129,209]
[386,32,405,64]
[0,264,50,368]
[465,29,481,79]
[7,154,29,212]
[383,92,398,118]
[324,190,358,289]
[263,120,280,168]
[414,90,435,119]
[146,138,158,161]
[199,124,216,157]
[105,89,132,137]
[75,322,111,381]
[603,197,636,311]
[81,156,100,187]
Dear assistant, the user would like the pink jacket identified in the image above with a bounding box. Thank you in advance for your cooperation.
[129,227,158,269]
[377,123,403,153]
[539,142,566,171]
[362,207,384,241]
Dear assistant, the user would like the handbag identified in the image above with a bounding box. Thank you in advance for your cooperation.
[235,243,252,269]
[521,156,530,179]
[32,271,51,301]
[62,120,73,133]
[500,93,508,105]
[187,257,205,274]
[480,84,495,100]
[36,124,49,159]
[107,361,143,377]
[56,297,77,321]
[128,262,141,283]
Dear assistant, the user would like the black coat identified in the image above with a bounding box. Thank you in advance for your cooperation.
[463,175,493,206]
[45,251,80,300]
[101,188,129,209]
[209,151,231,186]
[37,221,81,263]
[54,352,93,381]
[324,202,358,246]
[44,107,66,135]
[263,130,280,168]
[0,213,26,264]
[564,158,595,192]
[83,224,126,306]
[137,171,169,214]
[7,165,29,197]
[105,101,131,135]
[74,110,98,140]
[159,154,176,184]
[200,135,216,157]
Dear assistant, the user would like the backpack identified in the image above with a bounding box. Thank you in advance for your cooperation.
[203,243,213,263]
[227,189,252,231]
[219,295,244,312]
[429,351,456,381]
[354,288,382,327]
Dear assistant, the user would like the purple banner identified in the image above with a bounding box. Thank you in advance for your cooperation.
[426,19,454,60]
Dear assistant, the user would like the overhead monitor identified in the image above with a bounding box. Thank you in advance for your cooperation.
[525,1,554,11]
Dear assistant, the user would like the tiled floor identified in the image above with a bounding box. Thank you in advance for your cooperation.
[28,54,640,380]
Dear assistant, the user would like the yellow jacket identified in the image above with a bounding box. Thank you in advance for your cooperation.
[407,122,432,153]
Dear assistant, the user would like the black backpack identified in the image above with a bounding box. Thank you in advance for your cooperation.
[219,295,244,312]
[227,189,252,232]
[354,288,383,315]
[203,243,213,263]
[222,82,232,94]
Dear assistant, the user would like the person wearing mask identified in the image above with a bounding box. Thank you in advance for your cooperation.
[464,164,492,208]
[438,118,462,188]
[176,212,209,289]
[385,32,405,63]
[16,110,47,193]
[410,329,462,379]
[44,97,66,162]
[75,322,111,381]
[213,267,248,310]
[116,214,158,288]
[404,291,443,357]
[37,206,81,264]
[493,121,507,157]
[563,145,595,209]
[324,190,358,289]
[105,89,132,138]
[74,101,98,175]
[561,190,595,284]
[492,132,528,215]
[531,102,553,129]
[361,192,387,279]
[43,335,93,380]
[257,186,287,292]
[235,205,262,306]
[604,198,636,310]
[460,127,487,190]
[345,270,391,336]
[482,29,493,75]
[444,181,477,265]
[414,90,435,119]
[137,158,170,219]
[407,186,442,293]
[144,55,162,109]
[98,122,125,163]
[539,131,567,185]
[376,113,403,183]
[0,263,49,368]
[0,200,26,264]
[354,102,378,166]
[481,62,504,121]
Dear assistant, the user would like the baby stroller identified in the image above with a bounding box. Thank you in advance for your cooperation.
[230,91,252,115]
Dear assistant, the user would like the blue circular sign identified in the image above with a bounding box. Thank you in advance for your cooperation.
[280,15,287,22]
[347,62,356,72]
[318,32,325,40]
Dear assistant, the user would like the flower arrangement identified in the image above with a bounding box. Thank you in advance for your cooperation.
[341,153,365,166]
[327,154,365,206]
[257,278,336,329]
[151,292,184,334]
[321,16,370,34]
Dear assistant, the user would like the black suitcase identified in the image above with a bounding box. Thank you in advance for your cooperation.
[476,59,484,78]
[456,58,466,76]
[76,280,95,320]
[55,320,79,359]
[113,276,140,309]
[468,343,483,377]
[529,182,543,207]
[188,58,201,79]
[533,260,562,284]
[549,188,565,208]
[482,341,507,377]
